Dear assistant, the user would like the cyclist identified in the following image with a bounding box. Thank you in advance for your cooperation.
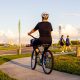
[28,12,53,52]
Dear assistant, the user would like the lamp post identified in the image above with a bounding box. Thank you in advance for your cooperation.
[59,25,61,39]
[18,20,21,54]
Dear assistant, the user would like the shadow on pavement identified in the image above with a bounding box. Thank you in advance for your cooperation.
[9,60,31,69]
[9,60,44,74]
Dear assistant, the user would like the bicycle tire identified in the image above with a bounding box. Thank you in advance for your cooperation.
[42,50,54,74]
[31,50,37,70]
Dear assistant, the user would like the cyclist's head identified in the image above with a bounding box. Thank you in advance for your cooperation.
[41,12,49,20]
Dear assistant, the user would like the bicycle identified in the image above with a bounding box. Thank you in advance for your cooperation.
[29,35,54,74]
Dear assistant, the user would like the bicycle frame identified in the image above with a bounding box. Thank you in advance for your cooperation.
[29,34,36,39]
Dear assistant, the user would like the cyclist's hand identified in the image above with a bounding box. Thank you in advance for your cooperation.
[28,32,30,35]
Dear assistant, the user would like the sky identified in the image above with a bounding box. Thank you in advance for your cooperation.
[0,0,80,44]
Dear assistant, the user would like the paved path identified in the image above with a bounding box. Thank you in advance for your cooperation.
[0,57,80,80]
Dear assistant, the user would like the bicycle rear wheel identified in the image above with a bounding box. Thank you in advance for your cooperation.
[42,50,54,74]
[31,50,37,70]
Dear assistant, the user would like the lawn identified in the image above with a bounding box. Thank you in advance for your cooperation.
[54,54,80,75]
[0,46,18,51]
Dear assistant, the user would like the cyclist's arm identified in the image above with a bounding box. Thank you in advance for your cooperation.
[28,23,39,35]
[28,29,37,35]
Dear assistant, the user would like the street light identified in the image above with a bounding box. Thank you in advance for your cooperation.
[59,25,61,39]
[18,20,21,54]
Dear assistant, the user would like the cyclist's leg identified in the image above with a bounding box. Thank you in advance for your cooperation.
[32,39,41,53]
[44,43,51,51]
[32,39,42,65]
[43,43,51,61]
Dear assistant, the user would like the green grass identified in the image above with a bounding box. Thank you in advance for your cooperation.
[54,54,80,75]
[0,54,31,65]
[51,49,62,53]
[0,70,16,80]
[0,46,18,51]
[0,53,31,80]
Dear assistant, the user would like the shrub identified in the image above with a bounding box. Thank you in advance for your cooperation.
[71,40,80,45]
[53,54,80,75]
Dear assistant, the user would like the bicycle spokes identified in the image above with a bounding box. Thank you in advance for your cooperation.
[31,49,53,74]
[31,50,37,70]
[42,50,53,74]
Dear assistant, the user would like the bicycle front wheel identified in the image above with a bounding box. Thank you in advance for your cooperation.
[31,50,37,70]
[42,50,54,74]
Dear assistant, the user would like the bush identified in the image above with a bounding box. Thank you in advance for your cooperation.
[54,54,80,75]
[71,40,80,45]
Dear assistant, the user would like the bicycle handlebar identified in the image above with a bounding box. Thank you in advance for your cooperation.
[29,34,36,39]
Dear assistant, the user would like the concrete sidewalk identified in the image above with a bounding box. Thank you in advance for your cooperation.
[0,57,80,80]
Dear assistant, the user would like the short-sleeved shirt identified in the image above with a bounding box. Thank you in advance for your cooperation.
[60,37,65,46]
[34,22,53,44]
[66,38,70,46]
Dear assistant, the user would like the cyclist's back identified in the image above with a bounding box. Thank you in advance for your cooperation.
[34,21,53,44]
[28,12,53,50]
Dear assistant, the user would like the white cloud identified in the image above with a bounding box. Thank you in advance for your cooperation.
[0,30,17,44]
[0,31,4,36]
[61,24,79,37]
[51,24,80,43]
[0,25,80,44]
[6,30,18,38]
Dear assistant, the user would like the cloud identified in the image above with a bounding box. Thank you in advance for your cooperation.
[0,31,4,36]
[0,34,8,43]
[0,25,80,44]
[0,30,17,44]
[51,24,80,43]
[61,24,79,37]
[6,30,18,38]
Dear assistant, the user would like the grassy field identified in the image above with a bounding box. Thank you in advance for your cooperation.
[0,46,18,51]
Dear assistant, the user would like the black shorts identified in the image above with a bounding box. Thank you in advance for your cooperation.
[66,43,70,46]
[60,42,64,46]
[31,38,51,50]
[31,38,41,46]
